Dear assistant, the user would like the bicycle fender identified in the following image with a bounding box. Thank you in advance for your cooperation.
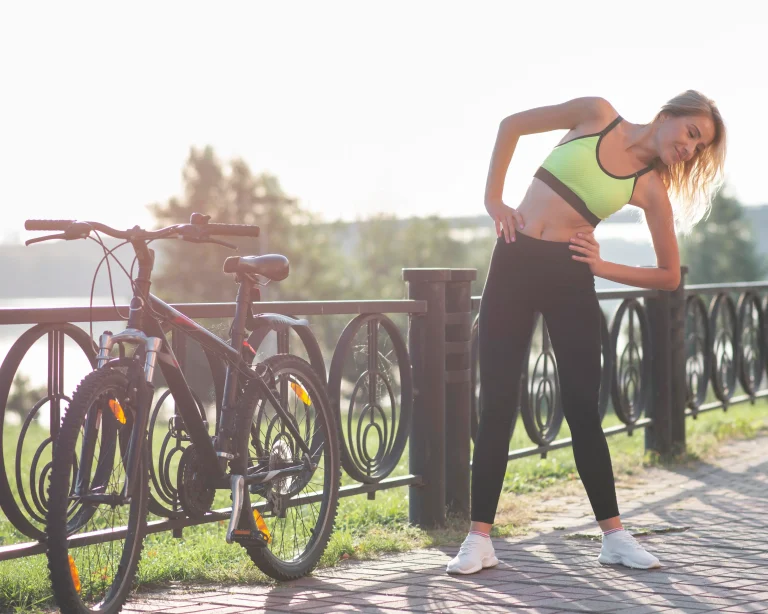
[249,313,309,332]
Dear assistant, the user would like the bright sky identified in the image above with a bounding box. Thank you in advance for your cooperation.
[1,1,765,243]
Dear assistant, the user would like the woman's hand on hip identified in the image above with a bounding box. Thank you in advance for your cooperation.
[486,200,524,243]
[569,232,604,273]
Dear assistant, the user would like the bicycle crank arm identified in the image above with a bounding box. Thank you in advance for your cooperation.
[225,474,245,544]
[245,464,307,486]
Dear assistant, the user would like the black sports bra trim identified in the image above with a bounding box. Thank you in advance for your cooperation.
[596,117,655,180]
[533,167,601,228]
[555,116,655,180]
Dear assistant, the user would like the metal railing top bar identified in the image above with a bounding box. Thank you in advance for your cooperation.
[470,287,659,310]
[685,281,768,294]
[468,280,768,311]
[0,299,428,326]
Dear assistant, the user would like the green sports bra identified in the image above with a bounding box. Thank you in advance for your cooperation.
[534,116,655,226]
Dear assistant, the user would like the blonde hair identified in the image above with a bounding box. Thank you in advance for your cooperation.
[652,90,727,234]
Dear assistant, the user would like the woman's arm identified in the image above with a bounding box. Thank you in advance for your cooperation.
[485,96,614,243]
[570,174,682,291]
[592,259,680,291]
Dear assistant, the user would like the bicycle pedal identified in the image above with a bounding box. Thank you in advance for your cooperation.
[229,528,269,547]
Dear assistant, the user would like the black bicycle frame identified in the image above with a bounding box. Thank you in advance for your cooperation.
[114,242,312,494]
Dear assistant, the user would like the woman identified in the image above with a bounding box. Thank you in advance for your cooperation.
[447,91,726,574]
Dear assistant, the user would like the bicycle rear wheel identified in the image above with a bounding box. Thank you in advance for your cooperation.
[46,367,149,614]
[235,354,340,580]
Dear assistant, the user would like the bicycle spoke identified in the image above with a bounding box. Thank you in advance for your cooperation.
[237,354,339,579]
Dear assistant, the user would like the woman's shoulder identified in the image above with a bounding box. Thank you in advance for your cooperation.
[630,168,670,213]
[572,97,620,132]
[591,97,619,118]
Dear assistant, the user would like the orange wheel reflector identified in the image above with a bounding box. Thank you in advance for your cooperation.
[109,398,126,424]
[289,381,311,406]
[253,510,272,544]
[68,555,81,593]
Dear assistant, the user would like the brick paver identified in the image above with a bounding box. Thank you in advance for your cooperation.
[121,436,768,613]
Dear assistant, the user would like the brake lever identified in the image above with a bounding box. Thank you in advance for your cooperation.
[182,236,238,250]
[25,233,67,246]
[208,237,238,250]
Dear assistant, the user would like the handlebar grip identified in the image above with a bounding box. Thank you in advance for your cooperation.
[25,219,76,231]
[203,223,260,238]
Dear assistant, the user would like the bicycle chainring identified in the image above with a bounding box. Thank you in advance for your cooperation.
[177,444,215,519]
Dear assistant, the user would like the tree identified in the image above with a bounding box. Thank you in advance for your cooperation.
[149,147,350,304]
[680,185,767,284]
[350,214,470,300]
[7,374,47,419]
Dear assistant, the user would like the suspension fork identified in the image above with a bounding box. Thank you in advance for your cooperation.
[120,368,154,501]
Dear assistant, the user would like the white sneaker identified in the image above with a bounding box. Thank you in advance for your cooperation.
[446,533,499,575]
[598,530,661,569]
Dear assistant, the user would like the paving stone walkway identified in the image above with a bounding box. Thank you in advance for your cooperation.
[123,436,768,614]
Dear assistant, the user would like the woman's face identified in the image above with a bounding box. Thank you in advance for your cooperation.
[656,113,716,165]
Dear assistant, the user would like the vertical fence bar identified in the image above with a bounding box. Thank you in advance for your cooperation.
[171,329,187,539]
[444,269,476,521]
[48,329,64,437]
[404,268,450,528]
[367,320,379,499]
[277,329,290,354]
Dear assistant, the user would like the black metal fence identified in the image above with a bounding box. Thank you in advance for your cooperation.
[1,266,767,561]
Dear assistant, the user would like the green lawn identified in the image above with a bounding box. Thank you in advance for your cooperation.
[2,399,767,613]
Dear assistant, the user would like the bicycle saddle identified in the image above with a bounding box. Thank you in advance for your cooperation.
[223,254,289,281]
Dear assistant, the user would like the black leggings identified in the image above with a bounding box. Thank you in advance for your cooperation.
[471,232,619,524]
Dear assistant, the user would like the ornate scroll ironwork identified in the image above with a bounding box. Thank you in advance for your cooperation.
[737,292,765,397]
[684,294,712,415]
[0,323,96,539]
[709,292,738,404]
[609,299,651,428]
[328,314,412,484]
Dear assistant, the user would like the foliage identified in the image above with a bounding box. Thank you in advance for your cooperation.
[681,185,767,284]
[6,374,47,419]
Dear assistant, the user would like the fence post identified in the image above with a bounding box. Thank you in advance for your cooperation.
[670,266,688,455]
[646,288,672,457]
[645,266,688,459]
[403,268,450,529]
[444,269,476,522]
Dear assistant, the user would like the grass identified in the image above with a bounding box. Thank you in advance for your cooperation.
[2,399,768,612]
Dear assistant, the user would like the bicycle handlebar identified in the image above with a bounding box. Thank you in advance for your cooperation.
[198,223,261,237]
[25,220,76,231]
[24,217,260,240]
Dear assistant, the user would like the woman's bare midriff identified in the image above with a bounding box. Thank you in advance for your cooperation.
[514,178,596,242]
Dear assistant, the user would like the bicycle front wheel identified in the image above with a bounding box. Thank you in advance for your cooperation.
[235,354,340,580]
[46,367,149,614]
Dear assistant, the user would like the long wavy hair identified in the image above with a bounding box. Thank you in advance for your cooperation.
[652,90,727,234]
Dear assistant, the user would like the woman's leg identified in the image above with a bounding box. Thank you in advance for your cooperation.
[540,288,619,522]
[471,242,536,527]
[541,286,660,568]
[447,238,536,575]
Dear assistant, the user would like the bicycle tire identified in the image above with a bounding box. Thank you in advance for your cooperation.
[46,367,149,614]
[234,354,340,581]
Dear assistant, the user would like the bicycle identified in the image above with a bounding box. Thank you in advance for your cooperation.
[24,214,340,614]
